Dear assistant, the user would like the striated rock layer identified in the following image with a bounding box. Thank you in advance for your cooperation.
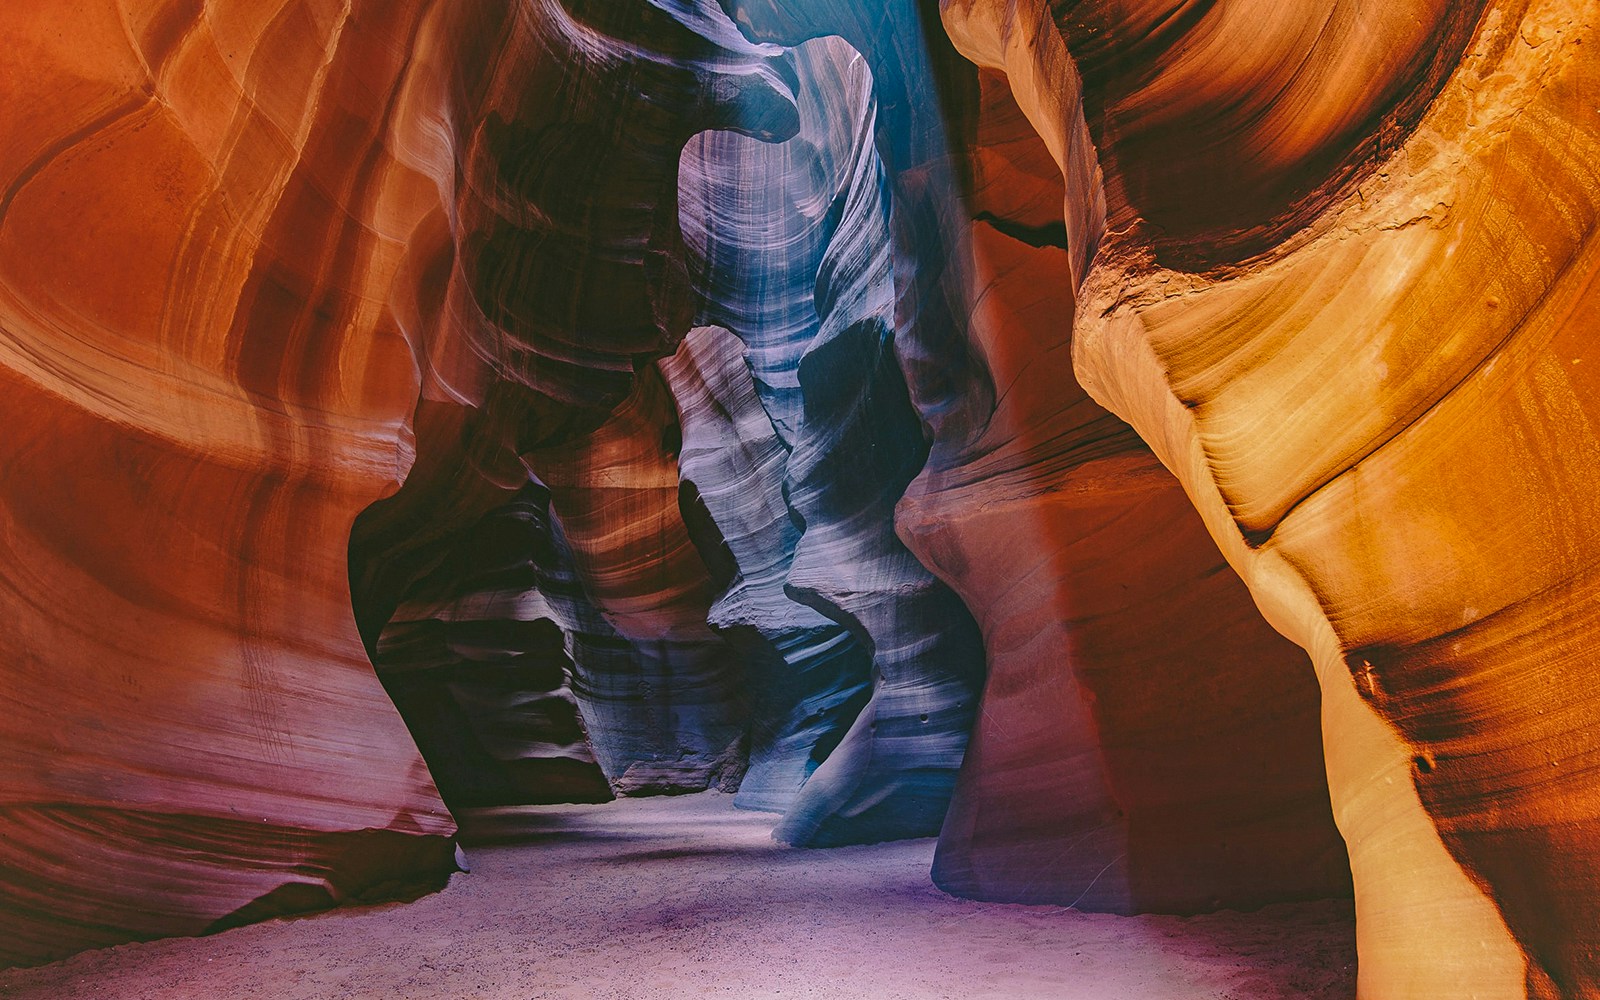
[944,0,1600,995]
[368,482,613,809]
[907,72,1349,915]
[353,0,801,798]
[526,368,751,793]
[709,0,1347,907]
[8,0,1594,989]
[659,324,873,814]
[0,0,798,964]
[0,0,460,967]
[678,30,987,845]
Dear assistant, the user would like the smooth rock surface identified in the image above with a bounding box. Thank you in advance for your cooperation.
[0,0,797,963]
[0,0,460,966]
[678,30,988,845]
[0,793,1357,1000]
[944,0,1600,994]
[902,70,1350,916]
[659,324,872,813]
[6,0,1592,991]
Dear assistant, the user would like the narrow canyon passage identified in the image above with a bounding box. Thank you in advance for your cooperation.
[5,0,1597,994]
[0,794,1355,1000]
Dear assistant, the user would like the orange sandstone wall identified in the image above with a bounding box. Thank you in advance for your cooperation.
[11,1,1588,991]
[0,0,456,966]
[0,0,835,963]
[943,0,1600,995]
[900,71,1349,914]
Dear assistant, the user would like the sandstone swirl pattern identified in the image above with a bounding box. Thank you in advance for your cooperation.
[3,0,1597,994]
[712,0,1347,914]
[0,0,797,965]
[902,68,1349,917]
[0,0,459,967]
[679,30,987,845]
[659,323,874,814]
[0,0,977,961]
[943,0,1600,995]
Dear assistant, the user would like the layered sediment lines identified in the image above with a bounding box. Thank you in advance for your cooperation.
[353,0,807,799]
[659,324,872,814]
[945,0,1600,995]
[8,0,1592,991]
[525,369,751,793]
[369,483,613,809]
[0,0,798,963]
[0,0,458,966]
[678,31,987,845]
[905,73,1348,915]
[708,0,1346,909]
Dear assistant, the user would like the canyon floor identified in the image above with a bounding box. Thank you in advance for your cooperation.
[0,793,1355,1000]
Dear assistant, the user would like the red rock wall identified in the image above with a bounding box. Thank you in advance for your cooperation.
[945,0,1600,994]
[0,0,457,966]
[909,75,1349,914]
[0,0,798,963]
[9,1,1594,993]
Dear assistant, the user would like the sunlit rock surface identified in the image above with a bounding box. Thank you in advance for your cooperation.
[677,31,987,845]
[709,0,1346,903]
[906,73,1349,915]
[4,0,1596,990]
[945,0,1600,995]
[659,324,872,814]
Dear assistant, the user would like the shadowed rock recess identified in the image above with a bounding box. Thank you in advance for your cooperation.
[1,1,1596,996]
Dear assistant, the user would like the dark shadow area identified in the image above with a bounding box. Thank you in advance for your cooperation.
[350,476,615,812]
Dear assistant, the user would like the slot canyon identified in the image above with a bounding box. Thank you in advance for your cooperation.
[0,0,1596,997]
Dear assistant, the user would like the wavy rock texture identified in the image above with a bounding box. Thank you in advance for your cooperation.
[8,0,1592,991]
[715,0,1346,899]
[0,0,461,968]
[368,483,613,808]
[353,0,810,799]
[396,0,799,433]
[680,29,988,845]
[945,0,1600,995]
[902,72,1349,915]
[351,0,813,805]
[658,324,873,813]
[0,0,796,965]
[524,368,752,793]
[352,399,747,800]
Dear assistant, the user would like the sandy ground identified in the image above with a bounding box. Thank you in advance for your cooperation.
[0,793,1355,1000]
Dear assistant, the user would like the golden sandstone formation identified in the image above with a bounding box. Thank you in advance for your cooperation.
[942,0,1600,995]
[2,1,1598,997]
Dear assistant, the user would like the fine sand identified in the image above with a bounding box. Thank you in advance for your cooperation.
[0,792,1355,999]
